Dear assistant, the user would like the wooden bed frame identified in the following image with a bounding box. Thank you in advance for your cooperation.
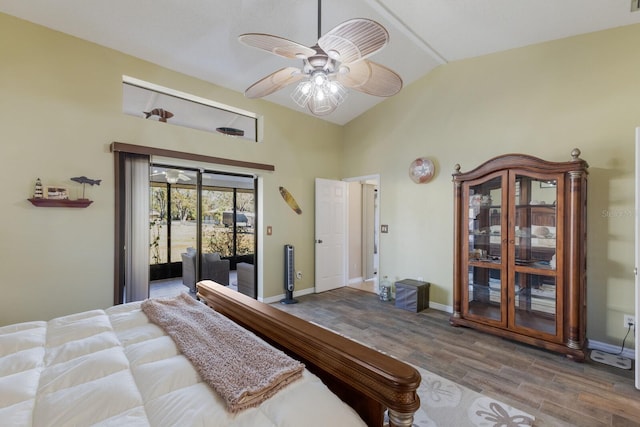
[196,281,421,427]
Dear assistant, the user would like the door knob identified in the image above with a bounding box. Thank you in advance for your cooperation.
[316,239,323,243]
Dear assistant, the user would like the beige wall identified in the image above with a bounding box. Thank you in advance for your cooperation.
[0,13,343,325]
[343,24,640,348]
[1,12,637,350]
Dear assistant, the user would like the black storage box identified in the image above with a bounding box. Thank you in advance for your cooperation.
[394,279,430,312]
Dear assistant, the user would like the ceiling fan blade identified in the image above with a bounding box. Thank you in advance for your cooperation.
[239,33,316,60]
[318,18,388,64]
[337,60,403,97]
[245,67,304,99]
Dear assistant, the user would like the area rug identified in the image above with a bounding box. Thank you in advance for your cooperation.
[409,365,535,427]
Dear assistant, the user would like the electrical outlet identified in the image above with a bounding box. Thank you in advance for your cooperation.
[296,271,302,280]
[623,314,635,329]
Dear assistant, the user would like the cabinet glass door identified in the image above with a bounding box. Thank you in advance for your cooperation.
[464,174,506,325]
[513,272,556,335]
[510,174,560,338]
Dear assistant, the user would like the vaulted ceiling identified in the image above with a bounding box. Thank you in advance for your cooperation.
[2,0,640,125]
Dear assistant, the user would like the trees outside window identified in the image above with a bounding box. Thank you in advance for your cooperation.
[149,167,255,280]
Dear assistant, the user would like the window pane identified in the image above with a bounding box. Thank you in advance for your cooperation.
[236,190,255,256]
[123,77,260,142]
[170,186,197,261]
[150,184,168,264]
[202,187,234,257]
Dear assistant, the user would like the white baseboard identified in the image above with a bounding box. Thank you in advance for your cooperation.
[428,301,452,313]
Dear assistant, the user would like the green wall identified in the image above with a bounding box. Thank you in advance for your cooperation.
[1,12,637,350]
[343,24,640,349]
[0,13,342,325]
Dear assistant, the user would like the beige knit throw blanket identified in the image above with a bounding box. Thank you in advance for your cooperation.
[141,293,305,413]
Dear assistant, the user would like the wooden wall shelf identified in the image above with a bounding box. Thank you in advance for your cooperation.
[28,198,93,208]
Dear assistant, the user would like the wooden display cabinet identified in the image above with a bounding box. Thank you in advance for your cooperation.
[450,149,588,360]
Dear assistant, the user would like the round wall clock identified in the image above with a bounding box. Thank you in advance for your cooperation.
[409,157,435,184]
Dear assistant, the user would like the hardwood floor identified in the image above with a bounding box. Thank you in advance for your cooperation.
[272,287,640,427]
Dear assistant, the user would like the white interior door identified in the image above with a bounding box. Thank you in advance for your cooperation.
[315,178,347,293]
[635,128,640,389]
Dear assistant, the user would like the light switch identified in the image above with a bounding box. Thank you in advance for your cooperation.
[266,225,273,235]
[381,224,389,233]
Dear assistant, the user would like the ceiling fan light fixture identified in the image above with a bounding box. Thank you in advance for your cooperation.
[313,71,327,86]
[308,91,335,115]
[291,71,347,115]
[291,81,314,107]
[241,0,400,117]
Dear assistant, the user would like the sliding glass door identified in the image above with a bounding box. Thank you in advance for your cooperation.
[149,168,198,279]
[113,142,271,305]
[149,165,256,289]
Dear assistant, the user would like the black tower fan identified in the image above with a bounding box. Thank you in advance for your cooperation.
[280,244,298,304]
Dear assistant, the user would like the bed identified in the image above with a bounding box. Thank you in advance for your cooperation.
[0,280,420,426]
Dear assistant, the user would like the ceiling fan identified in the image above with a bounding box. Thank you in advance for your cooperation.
[239,0,402,116]
[151,169,191,184]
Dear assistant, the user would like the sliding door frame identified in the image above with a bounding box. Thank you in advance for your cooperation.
[112,142,273,305]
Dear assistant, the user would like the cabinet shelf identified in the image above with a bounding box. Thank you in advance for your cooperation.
[28,198,93,208]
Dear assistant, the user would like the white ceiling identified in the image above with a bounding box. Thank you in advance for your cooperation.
[2,0,640,125]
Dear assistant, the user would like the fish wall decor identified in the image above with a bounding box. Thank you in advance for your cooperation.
[144,108,174,122]
[70,176,101,199]
[279,186,302,215]
[216,127,245,136]
[70,176,102,186]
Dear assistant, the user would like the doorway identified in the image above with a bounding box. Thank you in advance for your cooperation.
[113,142,273,305]
[345,175,380,294]
[313,175,380,295]
[149,164,257,297]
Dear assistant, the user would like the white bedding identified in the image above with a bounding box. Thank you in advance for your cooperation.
[0,301,365,426]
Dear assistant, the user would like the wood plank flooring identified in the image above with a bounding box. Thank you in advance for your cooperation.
[271,287,640,427]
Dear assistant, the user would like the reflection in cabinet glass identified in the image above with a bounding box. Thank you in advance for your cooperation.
[451,149,588,360]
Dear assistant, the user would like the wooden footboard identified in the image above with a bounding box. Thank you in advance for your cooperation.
[197,281,420,427]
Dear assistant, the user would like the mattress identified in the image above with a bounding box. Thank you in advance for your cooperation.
[0,301,365,426]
